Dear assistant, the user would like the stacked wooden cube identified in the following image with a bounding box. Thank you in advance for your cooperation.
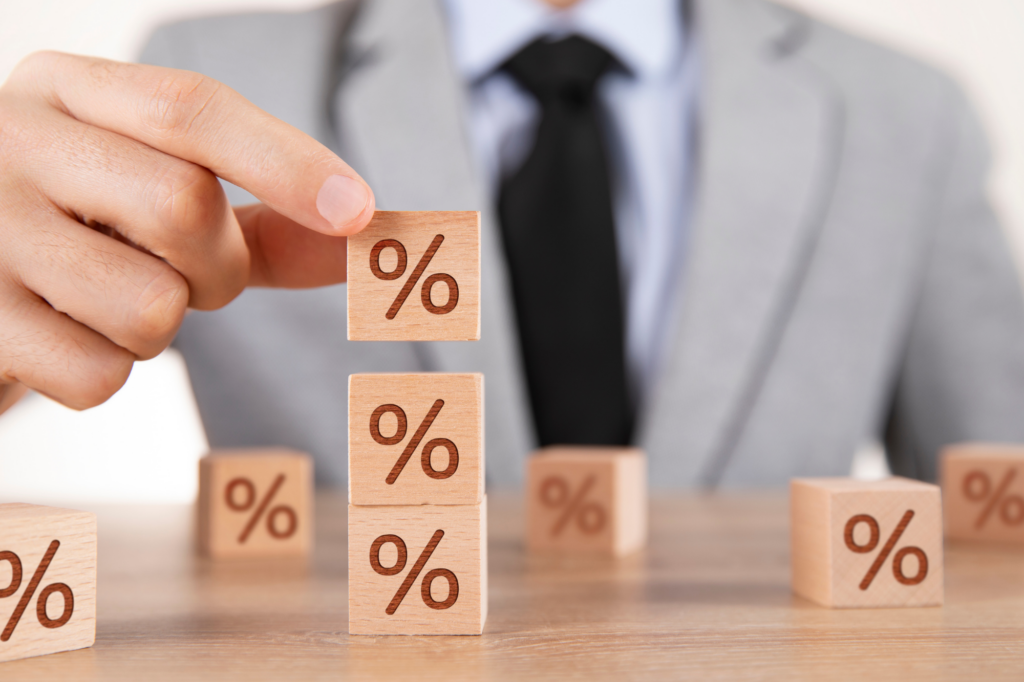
[346,212,486,635]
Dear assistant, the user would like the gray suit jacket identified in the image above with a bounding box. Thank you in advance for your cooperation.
[141,0,1024,488]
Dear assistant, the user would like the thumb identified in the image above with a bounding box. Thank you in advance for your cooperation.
[237,203,362,288]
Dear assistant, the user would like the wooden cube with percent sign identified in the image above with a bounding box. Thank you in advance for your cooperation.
[942,443,1024,543]
[526,447,647,556]
[349,373,483,506]
[348,498,487,635]
[198,449,314,559]
[790,477,943,608]
[0,504,96,663]
[347,211,480,341]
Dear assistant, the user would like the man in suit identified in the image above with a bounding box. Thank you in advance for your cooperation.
[0,0,1022,488]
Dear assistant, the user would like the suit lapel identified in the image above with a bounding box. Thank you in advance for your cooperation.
[333,0,534,485]
[639,0,844,486]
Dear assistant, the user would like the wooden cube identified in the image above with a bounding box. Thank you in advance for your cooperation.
[347,211,480,341]
[790,477,943,608]
[349,373,483,506]
[0,504,96,663]
[198,449,314,559]
[526,447,647,556]
[348,499,487,635]
[942,443,1024,543]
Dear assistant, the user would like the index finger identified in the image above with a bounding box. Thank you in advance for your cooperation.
[9,51,375,236]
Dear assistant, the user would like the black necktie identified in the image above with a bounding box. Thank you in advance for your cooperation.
[498,35,633,447]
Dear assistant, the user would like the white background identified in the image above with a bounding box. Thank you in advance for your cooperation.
[1,0,1021,502]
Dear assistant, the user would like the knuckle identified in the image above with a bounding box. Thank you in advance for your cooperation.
[70,350,133,410]
[152,162,226,238]
[9,50,61,83]
[189,250,248,312]
[130,266,188,357]
[142,71,221,139]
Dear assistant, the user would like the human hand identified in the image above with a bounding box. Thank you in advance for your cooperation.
[0,52,374,410]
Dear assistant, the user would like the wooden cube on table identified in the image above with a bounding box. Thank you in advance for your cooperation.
[526,447,647,556]
[0,504,96,663]
[347,211,480,341]
[198,449,314,559]
[790,477,943,608]
[348,499,487,635]
[942,443,1024,543]
[349,373,483,506]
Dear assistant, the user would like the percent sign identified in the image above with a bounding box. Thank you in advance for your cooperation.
[962,468,1024,529]
[844,510,928,590]
[540,475,607,537]
[370,235,459,319]
[370,531,458,615]
[370,400,459,485]
[0,541,73,642]
[225,474,298,544]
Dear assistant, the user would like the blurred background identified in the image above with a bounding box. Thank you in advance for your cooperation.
[0,0,1021,504]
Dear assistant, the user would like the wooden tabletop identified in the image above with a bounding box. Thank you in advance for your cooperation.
[4,491,1024,681]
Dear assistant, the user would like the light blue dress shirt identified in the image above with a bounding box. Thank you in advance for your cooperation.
[442,0,699,409]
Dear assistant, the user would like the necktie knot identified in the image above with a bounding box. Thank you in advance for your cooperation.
[503,35,619,108]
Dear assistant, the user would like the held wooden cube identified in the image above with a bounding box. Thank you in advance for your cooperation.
[526,447,647,556]
[198,449,314,559]
[0,504,96,663]
[348,499,487,635]
[942,443,1024,543]
[790,477,943,608]
[349,373,483,506]
[347,211,480,341]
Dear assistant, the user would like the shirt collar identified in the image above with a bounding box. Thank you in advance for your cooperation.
[442,0,685,83]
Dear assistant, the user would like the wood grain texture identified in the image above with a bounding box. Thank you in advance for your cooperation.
[5,492,1024,680]
[791,477,943,608]
[347,211,480,341]
[526,447,646,556]
[348,500,487,635]
[942,443,1024,543]
[0,504,96,663]
[349,374,483,506]
[198,449,313,559]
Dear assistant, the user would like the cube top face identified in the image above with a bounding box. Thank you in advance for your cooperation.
[534,446,645,462]
[199,450,314,559]
[791,477,943,608]
[0,504,96,663]
[348,499,487,635]
[792,476,937,493]
[942,443,1024,543]
[347,211,480,341]
[349,373,483,506]
[527,447,647,556]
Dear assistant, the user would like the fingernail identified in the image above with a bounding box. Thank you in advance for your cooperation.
[316,174,370,231]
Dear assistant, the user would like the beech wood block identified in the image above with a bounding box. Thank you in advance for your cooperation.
[526,447,647,556]
[790,477,943,608]
[0,504,96,663]
[942,443,1024,543]
[349,373,483,506]
[198,449,314,559]
[348,499,487,635]
[347,211,480,341]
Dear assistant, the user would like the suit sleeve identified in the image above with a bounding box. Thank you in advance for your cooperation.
[885,85,1024,481]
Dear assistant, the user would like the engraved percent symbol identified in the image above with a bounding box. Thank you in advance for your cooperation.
[844,510,928,590]
[0,541,74,642]
[370,235,459,319]
[371,400,458,484]
[225,474,298,544]
[962,468,1024,529]
[540,475,607,537]
[370,531,459,615]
